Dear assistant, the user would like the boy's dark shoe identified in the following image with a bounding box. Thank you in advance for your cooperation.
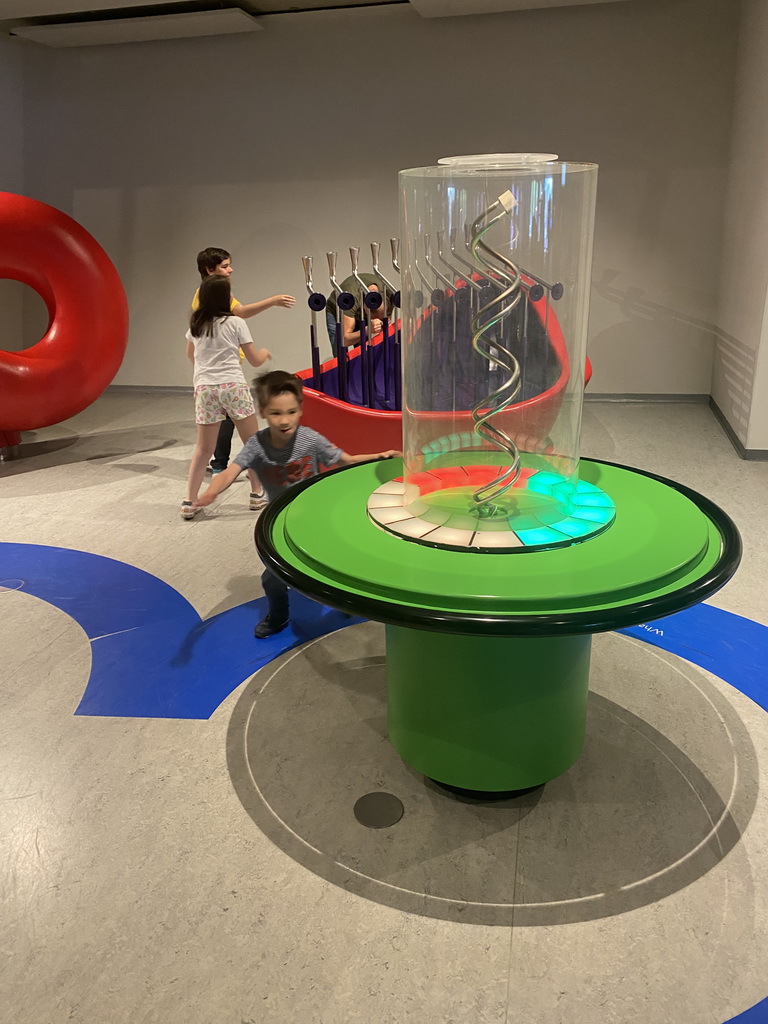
[254,615,289,639]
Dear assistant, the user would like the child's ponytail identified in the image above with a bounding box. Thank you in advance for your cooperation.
[190,275,232,337]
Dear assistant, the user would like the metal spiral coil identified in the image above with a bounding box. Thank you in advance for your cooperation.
[469,190,523,513]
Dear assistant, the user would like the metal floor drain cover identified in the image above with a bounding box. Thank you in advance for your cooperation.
[354,792,404,828]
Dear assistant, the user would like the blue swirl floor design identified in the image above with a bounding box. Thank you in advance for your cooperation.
[1,540,766,1022]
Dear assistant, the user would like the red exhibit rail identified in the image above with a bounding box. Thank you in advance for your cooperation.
[296,288,592,455]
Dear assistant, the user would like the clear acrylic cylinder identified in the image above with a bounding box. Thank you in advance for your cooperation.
[395,153,600,551]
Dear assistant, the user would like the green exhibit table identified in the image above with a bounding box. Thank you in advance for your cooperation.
[256,457,741,793]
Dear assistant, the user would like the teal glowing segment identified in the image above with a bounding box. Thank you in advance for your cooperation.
[527,472,567,495]
[549,518,599,539]
[529,472,566,487]
[574,493,615,508]
[515,526,571,546]
[569,507,615,524]
[552,481,578,504]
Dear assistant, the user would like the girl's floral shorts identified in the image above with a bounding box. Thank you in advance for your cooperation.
[194,382,255,425]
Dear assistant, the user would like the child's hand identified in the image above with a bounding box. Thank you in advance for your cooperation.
[273,295,296,308]
[193,490,217,508]
[378,450,401,460]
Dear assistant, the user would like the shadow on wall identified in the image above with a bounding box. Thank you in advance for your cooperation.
[590,269,757,442]
[589,269,723,393]
[711,327,756,442]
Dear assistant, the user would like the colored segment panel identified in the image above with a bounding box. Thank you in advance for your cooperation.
[275,458,720,618]
[367,469,616,550]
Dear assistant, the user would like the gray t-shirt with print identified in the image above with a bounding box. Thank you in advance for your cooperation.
[234,425,342,502]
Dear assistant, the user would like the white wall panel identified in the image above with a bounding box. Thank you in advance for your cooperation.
[18,0,738,395]
[714,0,768,451]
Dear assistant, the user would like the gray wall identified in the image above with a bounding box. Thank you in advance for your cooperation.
[9,0,740,393]
[714,0,768,451]
[0,33,27,353]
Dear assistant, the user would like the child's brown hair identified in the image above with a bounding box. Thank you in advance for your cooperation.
[255,370,303,410]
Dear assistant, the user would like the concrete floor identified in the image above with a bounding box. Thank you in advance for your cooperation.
[1,393,767,1024]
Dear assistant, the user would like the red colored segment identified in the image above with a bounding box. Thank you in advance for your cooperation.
[408,465,536,496]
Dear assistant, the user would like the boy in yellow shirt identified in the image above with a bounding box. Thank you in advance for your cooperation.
[192,247,295,488]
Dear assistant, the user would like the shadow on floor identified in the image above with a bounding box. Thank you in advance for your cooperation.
[227,623,759,926]
[2,424,186,469]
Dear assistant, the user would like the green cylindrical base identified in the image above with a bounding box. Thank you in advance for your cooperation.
[386,626,592,791]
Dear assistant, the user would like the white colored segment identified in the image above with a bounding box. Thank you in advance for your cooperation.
[470,531,525,549]
[367,507,416,526]
[373,480,407,495]
[388,518,449,539]
[368,493,408,509]
[420,526,474,548]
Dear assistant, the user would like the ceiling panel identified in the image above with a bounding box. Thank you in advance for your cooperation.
[251,0,400,9]
[0,0,639,46]
[0,0,192,16]
[409,0,632,16]
[11,7,261,45]
[0,0,400,15]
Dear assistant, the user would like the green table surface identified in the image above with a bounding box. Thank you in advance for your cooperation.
[257,458,740,636]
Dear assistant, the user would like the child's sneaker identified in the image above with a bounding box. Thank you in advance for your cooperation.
[180,500,201,520]
[249,490,268,511]
[254,615,289,639]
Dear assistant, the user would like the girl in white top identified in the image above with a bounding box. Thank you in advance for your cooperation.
[182,275,271,519]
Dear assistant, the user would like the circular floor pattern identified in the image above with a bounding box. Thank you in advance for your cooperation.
[227,622,759,928]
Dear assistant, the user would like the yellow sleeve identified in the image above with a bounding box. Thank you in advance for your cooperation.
[192,288,243,357]
[232,296,245,358]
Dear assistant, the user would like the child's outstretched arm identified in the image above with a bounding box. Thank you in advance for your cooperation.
[338,450,401,466]
[242,343,271,368]
[234,295,296,319]
[194,463,244,507]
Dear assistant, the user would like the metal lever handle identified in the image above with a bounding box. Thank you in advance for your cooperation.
[301,255,313,294]
[326,251,342,296]
[390,238,400,273]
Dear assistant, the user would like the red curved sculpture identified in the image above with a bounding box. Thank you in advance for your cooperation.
[0,193,128,432]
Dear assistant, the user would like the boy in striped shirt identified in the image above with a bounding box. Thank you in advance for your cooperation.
[194,370,399,638]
